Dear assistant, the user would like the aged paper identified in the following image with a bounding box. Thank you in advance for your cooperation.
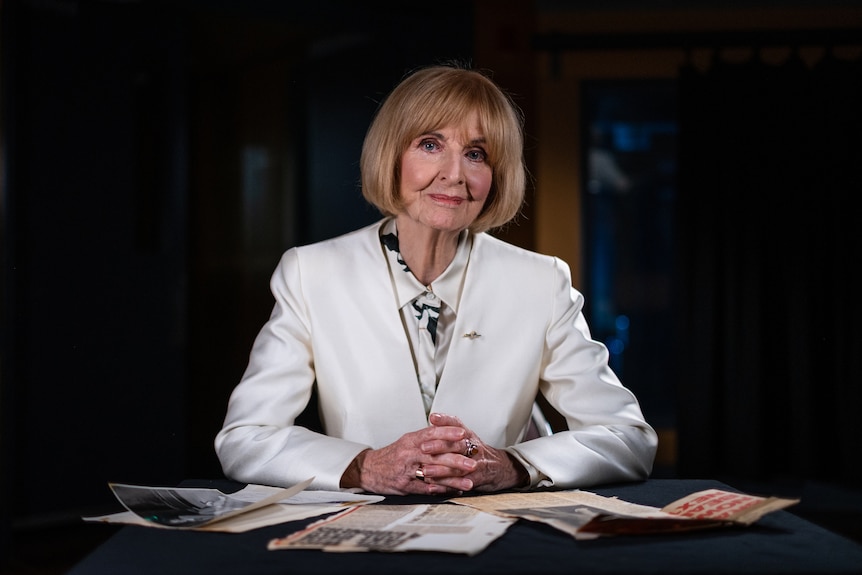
[658,488,799,525]
[449,488,799,540]
[267,502,515,555]
[83,478,384,533]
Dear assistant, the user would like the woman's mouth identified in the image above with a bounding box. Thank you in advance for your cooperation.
[428,194,465,206]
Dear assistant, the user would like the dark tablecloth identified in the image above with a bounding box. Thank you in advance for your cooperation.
[67,478,862,575]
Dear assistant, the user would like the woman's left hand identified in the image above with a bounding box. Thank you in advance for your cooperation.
[422,412,529,492]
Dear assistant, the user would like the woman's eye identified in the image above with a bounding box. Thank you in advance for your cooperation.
[420,139,439,152]
[466,149,487,162]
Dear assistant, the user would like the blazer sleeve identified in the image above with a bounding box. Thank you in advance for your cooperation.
[506,257,658,489]
[213,248,370,491]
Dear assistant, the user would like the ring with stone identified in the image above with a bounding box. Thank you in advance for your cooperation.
[464,438,478,457]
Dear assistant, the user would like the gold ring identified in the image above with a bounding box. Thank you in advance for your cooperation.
[465,438,478,457]
[415,466,426,481]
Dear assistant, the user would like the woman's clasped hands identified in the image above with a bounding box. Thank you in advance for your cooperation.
[341,412,528,495]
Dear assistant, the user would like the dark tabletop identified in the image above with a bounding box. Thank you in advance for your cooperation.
[67,478,862,575]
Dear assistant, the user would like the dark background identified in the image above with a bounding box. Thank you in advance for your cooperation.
[2,1,861,573]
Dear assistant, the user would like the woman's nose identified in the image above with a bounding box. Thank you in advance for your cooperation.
[439,152,465,185]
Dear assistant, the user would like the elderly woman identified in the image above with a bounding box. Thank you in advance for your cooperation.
[215,63,657,495]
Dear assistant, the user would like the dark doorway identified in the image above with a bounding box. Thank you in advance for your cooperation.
[580,79,678,432]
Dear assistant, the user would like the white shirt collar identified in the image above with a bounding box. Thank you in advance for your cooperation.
[380,218,471,313]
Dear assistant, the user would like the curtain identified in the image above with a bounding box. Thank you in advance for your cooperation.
[674,48,862,486]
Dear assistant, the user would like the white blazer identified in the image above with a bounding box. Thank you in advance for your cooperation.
[215,218,657,491]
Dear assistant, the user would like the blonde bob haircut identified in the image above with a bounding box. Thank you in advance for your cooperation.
[360,64,526,234]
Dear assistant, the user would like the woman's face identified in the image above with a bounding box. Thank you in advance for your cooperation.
[397,112,493,235]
